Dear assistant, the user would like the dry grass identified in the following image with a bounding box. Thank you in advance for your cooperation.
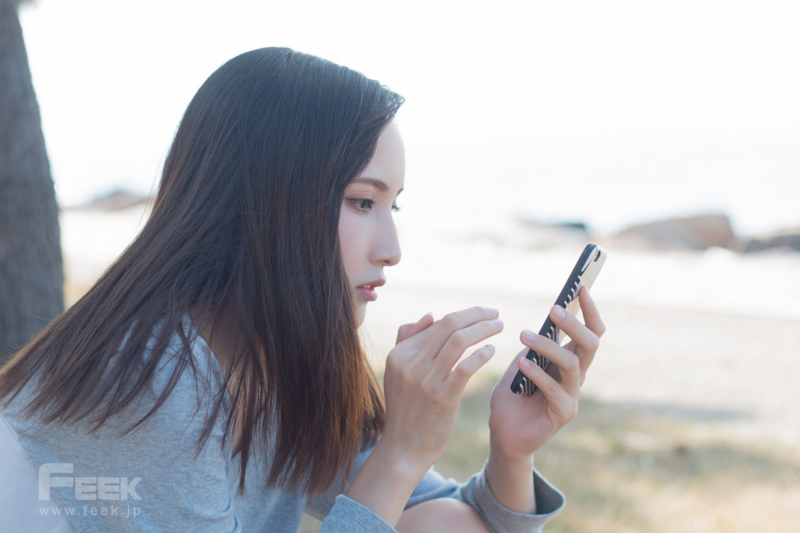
[300,374,800,532]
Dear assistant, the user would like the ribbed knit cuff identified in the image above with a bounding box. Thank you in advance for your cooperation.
[320,494,397,533]
[471,462,565,533]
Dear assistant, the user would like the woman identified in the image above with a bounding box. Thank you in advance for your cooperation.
[0,47,604,532]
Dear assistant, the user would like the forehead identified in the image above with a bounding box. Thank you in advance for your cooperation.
[354,122,405,190]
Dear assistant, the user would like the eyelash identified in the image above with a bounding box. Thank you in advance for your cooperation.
[348,199,401,213]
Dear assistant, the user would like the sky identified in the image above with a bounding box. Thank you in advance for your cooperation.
[19,0,800,236]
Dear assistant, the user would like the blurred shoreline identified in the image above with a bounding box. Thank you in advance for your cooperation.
[61,192,800,319]
[61,192,800,445]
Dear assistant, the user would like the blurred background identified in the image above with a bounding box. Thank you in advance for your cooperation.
[4,0,800,531]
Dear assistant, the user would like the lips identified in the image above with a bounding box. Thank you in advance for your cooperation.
[358,279,385,289]
[356,279,385,302]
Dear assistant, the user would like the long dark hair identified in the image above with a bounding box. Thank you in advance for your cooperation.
[0,47,403,496]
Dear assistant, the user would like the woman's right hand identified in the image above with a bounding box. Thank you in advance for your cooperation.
[380,306,504,474]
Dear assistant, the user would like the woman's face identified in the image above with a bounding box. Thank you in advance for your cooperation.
[339,120,405,326]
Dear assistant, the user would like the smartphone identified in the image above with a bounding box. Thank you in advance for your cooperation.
[510,243,607,396]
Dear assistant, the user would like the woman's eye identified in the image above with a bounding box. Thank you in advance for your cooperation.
[346,199,401,213]
[349,199,375,212]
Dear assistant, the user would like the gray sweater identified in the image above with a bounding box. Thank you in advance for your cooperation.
[2,314,564,532]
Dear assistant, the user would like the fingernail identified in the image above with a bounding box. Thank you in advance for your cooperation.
[491,319,504,329]
[519,357,533,370]
[552,306,566,319]
[486,307,499,318]
[522,329,537,343]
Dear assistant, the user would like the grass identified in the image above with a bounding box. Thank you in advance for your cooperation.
[300,374,800,532]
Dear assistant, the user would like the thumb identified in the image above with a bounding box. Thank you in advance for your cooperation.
[396,312,434,344]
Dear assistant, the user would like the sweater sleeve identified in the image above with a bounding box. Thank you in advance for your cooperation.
[305,442,564,533]
[406,461,564,533]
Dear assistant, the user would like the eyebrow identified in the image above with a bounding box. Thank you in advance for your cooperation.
[351,177,403,195]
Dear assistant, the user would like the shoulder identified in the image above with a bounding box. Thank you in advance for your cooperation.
[128,312,230,440]
[5,312,231,458]
[1,314,238,531]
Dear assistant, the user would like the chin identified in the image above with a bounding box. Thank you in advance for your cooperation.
[356,304,367,326]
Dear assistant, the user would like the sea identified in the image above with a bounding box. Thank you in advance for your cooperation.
[401,138,799,238]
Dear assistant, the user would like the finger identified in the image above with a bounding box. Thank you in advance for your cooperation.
[560,339,593,386]
[577,286,606,338]
[549,304,600,356]
[436,317,504,372]
[521,329,580,396]
[448,344,496,390]
[517,357,579,423]
[415,306,499,355]
[396,312,435,344]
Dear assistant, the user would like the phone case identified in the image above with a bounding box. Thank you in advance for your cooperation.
[510,243,607,396]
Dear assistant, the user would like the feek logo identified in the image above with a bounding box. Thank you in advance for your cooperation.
[39,463,142,501]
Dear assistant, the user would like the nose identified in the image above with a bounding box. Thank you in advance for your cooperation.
[372,213,401,267]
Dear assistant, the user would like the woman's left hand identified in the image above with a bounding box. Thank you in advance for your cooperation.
[488,286,606,462]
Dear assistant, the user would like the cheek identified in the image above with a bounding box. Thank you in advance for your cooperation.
[338,208,362,279]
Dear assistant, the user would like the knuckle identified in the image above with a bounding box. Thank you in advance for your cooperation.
[419,379,435,397]
[453,364,471,379]
[450,329,468,348]
[586,334,600,352]
[423,375,439,390]
[564,354,580,373]
[564,401,579,422]
[487,319,503,333]
[441,314,459,330]
[539,338,556,355]
[429,388,447,407]
[543,379,559,396]
[475,306,492,317]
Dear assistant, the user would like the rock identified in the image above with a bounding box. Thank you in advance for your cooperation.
[509,217,591,249]
[741,225,800,253]
[610,214,736,250]
[72,189,151,211]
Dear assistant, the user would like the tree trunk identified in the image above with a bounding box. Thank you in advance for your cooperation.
[0,0,63,365]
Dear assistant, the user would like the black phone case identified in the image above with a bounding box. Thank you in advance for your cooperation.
[509,244,601,396]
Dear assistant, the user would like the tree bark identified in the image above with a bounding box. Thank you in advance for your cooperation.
[0,0,63,365]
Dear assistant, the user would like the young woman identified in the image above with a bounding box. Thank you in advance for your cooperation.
[0,47,605,532]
